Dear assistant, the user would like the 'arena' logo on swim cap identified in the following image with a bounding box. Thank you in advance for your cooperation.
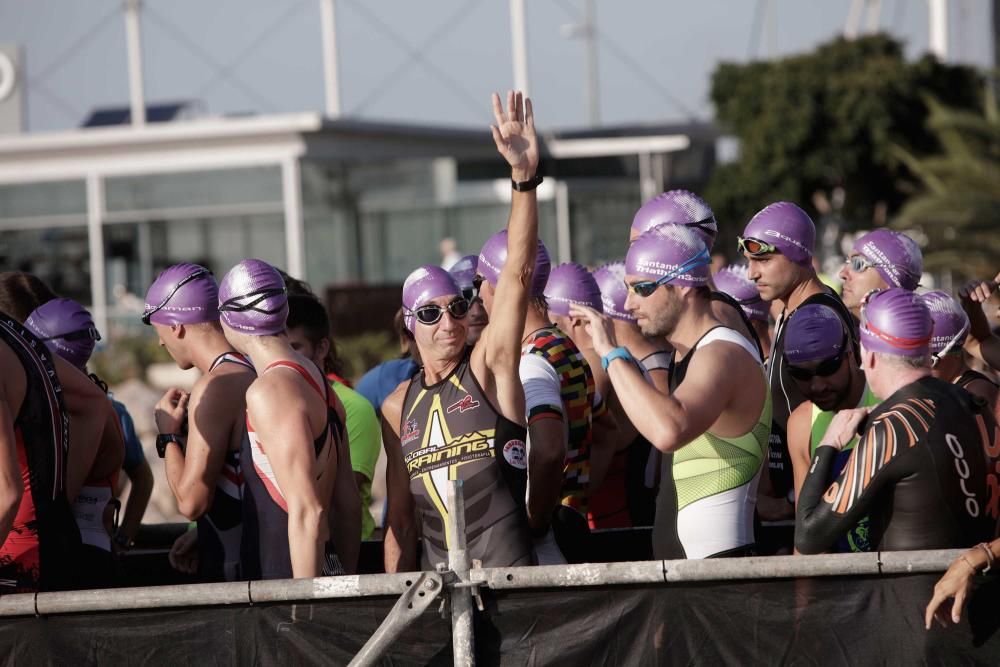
[502,439,527,469]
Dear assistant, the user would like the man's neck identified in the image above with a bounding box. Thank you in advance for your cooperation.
[668,301,721,358]
[875,367,931,400]
[243,337,296,376]
[781,272,826,314]
[190,330,240,374]
[422,354,461,385]
[521,307,551,343]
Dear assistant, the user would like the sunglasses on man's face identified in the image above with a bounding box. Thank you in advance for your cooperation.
[462,282,481,304]
[625,247,712,298]
[786,349,846,381]
[737,236,778,258]
[413,298,470,326]
[39,327,102,343]
[845,255,881,274]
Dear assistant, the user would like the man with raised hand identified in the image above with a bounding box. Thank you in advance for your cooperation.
[796,289,999,554]
[839,229,923,318]
[219,260,360,579]
[382,90,539,572]
[784,305,879,554]
[573,225,770,559]
[739,202,856,532]
[959,271,1000,373]
[143,263,256,582]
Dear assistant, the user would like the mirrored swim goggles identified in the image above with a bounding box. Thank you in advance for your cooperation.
[625,247,711,298]
[141,268,213,325]
[407,298,470,326]
[737,236,778,258]
[845,254,920,288]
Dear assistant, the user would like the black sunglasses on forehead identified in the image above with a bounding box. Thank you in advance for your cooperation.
[413,298,470,325]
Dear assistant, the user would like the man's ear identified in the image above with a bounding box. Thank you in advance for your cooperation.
[172,323,185,340]
[317,337,331,364]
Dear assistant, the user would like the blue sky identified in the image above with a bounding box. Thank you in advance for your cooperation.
[1,0,993,133]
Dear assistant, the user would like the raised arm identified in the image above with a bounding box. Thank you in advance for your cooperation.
[960,276,1000,371]
[477,90,540,423]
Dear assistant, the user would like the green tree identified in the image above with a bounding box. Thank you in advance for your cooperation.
[891,90,1000,280]
[705,34,981,246]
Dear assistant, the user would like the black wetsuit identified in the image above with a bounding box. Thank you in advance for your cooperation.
[400,349,532,570]
[796,376,1000,554]
[956,369,999,392]
[0,317,79,592]
[768,291,857,500]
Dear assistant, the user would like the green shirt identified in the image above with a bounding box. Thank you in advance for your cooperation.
[332,381,380,540]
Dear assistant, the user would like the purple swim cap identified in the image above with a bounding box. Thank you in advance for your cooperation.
[713,264,770,322]
[918,290,970,359]
[852,229,923,291]
[859,288,932,358]
[217,259,288,336]
[402,265,462,333]
[24,298,101,370]
[625,224,711,287]
[741,202,815,266]
[448,255,478,291]
[544,263,603,317]
[142,263,219,326]
[631,189,718,247]
[783,304,848,365]
[477,230,550,296]
[592,262,636,322]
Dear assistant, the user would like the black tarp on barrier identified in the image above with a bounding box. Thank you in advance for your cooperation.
[3,573,1000,665]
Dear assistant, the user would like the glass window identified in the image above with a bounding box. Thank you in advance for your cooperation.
[0,180,87,219]
[105,166,282,213]
[0,226,90,304]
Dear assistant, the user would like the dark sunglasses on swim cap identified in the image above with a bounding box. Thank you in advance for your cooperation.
[142,268,213,325]
[625,247,711,298]
[463,277,483,304]
[411,298,470,325]
[737,236,778,258]
[38,327,102,343]
[784,335,848,381]
[218,287,287,314]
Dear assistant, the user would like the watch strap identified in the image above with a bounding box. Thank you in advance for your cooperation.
[511,174,543,192]
[156,433,183,458]
[601,346,633,371]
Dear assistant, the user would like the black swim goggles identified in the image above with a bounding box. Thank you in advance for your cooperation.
[625,247,711,298]
[463,276,484,304]
[408,298,470,326]
[142,268,213,325]
[784,334,848,381]
[218,287,288,315]
[38,327,102,343]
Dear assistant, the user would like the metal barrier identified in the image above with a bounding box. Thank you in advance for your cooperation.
[0,480,966,665]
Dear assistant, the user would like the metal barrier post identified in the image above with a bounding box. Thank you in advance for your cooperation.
[447,479,476,666]
[348,572,444,667]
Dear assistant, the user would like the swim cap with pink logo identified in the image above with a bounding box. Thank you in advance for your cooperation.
[783,304,849,365]
[142,263,219,326]
[477,230,550,296]
[217,259,288,336]
[544,263,603,317]
[402,265,462,333]
[852,229,923,291]
[592,262,635,322]
[25,298,101,370]
[741,201,815,266]
[918,290,970,359]
[859,288,932,358]
[625,224,711,287]
[713,264,771,322]
[630,189,718,247]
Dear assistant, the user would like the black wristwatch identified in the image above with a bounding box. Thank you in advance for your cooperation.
[156,433,184,458]
[511,174,543,192]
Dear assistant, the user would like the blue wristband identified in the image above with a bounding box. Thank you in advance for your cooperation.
[601,346,633,371]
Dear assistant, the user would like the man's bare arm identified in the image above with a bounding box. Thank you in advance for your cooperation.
[329,399,361,574]
[53,355,108,502]
[381,387,417,573]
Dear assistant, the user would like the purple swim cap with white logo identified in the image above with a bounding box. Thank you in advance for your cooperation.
[631,189,718,247]
[592,262,636,322]
[24,298,101,370]
[448,255,479,291]
[852,229,923,291]
[402,265,462,333]
[477,230,550,296]
[713,264,771,322]
[625,224,711,287]
[859,288,932,358]
[217,259,288,336]
[142,263,219,326]
[918,290,970,358]
[783,304,848,365]
[742,201,815,266]
[544,263,603,317]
